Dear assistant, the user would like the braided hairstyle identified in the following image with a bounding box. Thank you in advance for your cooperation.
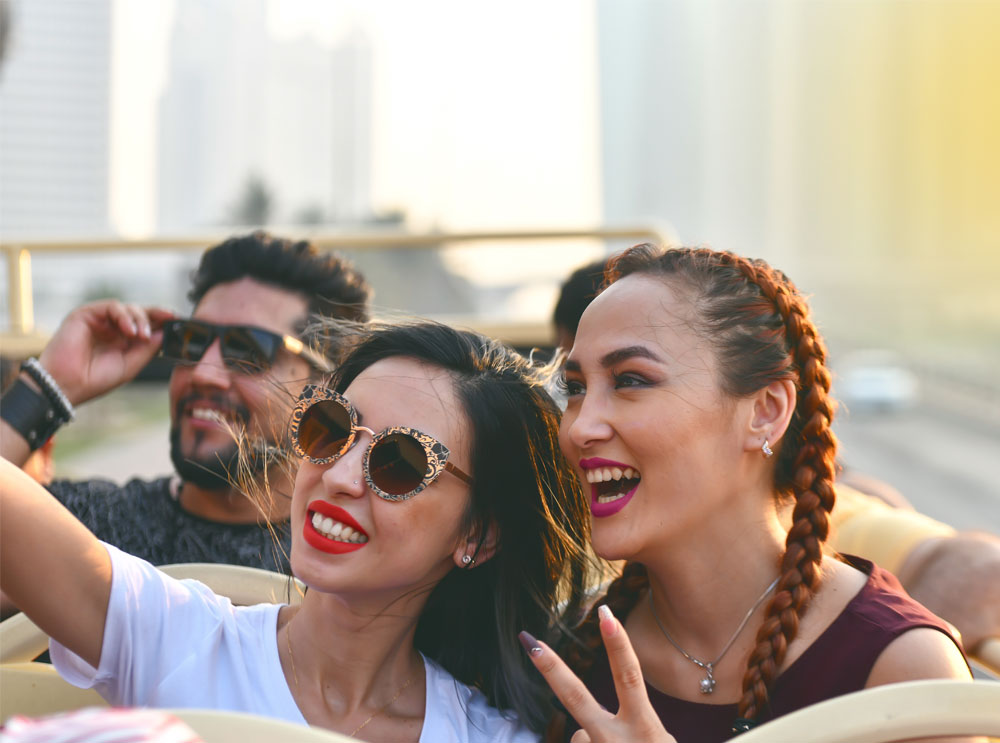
[553,243,838,731]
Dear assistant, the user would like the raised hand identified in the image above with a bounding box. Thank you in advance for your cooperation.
[37,300,176,406]
[521,605,676,743]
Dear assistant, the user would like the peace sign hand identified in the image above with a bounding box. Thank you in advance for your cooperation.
[521,605,676,743]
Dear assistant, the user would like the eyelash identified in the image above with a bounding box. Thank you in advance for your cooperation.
[557,372,650,396]
[556,375,585,396]
[613,372,651,389]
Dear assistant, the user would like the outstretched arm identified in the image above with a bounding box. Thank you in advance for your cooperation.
[0,457,111,667]
[897,532,1000,655]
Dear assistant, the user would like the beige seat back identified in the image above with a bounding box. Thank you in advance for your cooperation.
[157,562,304,607]
[0,662,106,724]
[0,613,48,665]
[737,679,1000,743]
[0,668,358,740]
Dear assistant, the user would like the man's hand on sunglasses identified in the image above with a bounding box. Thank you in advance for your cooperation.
[37,300,177,406]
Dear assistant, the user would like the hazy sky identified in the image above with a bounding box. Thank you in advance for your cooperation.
[110,0,602,240]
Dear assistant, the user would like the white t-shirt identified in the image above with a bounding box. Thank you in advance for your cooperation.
[51,544,538,743]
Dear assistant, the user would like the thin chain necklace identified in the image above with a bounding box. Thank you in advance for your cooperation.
[647,576,779,694]
[284,620,416,738]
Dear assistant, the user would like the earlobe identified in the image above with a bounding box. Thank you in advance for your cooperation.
[746,379,796,453]
[454,522,499,569]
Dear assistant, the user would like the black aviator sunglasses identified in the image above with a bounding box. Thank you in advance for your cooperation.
[161,319,333,374]
[290,385,472,501]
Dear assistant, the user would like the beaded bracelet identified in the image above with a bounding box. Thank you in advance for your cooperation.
[20,357,75,423]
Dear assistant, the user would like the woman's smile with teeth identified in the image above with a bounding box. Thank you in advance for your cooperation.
[310,512,369,543]
[585,466,642,504]
[585,466,638,483]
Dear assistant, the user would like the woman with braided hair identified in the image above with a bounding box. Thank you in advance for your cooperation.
[522,244,970,743]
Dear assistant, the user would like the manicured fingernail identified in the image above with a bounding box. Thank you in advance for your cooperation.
[598,604,617,635]
[518,630,543,657]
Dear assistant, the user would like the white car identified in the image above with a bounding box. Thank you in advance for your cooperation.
[835,350,919,412]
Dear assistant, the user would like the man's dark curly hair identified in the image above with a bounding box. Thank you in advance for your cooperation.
[188,231,372,332]
[552,258,608,339]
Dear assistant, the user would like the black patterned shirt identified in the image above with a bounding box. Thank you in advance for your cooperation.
[47,476,291,573]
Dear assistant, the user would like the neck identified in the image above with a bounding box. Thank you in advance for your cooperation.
[177,474,292,524]
[287,591,425,711]
[640,505,786,653]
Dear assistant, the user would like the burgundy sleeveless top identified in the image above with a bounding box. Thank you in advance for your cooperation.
[568,557,962,743]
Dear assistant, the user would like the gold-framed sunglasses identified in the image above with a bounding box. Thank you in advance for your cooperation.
[289,385,472,501]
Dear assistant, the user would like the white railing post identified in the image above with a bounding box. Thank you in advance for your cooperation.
[5,246,34,335]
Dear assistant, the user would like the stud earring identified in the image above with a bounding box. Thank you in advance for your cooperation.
[354,480,359,485]
[462,554,476,567]
[762,440,774,458]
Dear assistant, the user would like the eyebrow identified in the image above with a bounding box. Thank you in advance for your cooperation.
[564,345,664,372]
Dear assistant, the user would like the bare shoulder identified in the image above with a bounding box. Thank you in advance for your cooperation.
[816,556,869,600]
[866,627,971,687]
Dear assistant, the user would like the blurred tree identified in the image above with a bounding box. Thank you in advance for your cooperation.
[82,282,125,304]
[0,0,10,69]
[369,208,406,226]
[228,173,273,226]
[293,202,325,225]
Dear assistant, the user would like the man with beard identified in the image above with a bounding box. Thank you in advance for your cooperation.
[0,233,370,596]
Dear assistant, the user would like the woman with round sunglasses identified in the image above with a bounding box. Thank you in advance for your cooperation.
[523,245,971,743]
[0,322,595,742]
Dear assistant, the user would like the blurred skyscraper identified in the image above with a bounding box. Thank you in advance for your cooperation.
[157,0,373,232]
[0,0,112,238]
[596,1,786,265]
[328,27,372,222]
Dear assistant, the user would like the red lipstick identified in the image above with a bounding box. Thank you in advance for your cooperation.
[303,501,368,555]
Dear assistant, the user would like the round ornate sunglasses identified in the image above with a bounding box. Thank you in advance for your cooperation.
[289,385,472,501]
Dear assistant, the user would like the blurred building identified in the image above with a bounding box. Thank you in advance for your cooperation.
[596,1,789,267]
[328,27,372,222]
[157,0,374,232]
[596,0,1000,354]
[0,0,112,238]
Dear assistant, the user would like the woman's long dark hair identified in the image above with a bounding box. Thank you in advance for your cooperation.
[331,322,595,731]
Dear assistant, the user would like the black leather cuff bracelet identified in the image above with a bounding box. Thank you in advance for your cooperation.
[0,377,70,451]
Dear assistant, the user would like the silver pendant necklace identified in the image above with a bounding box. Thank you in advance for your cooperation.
[647,576,779,694]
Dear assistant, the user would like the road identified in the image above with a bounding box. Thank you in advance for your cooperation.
[834,397,1000,533]
[58,420,173,485]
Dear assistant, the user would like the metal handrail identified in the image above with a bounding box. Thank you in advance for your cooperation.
[1,226,674,349]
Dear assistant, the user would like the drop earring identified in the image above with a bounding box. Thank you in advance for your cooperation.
[762,440,774,458]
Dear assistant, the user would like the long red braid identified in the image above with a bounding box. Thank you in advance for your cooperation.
[548,244,838,736]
